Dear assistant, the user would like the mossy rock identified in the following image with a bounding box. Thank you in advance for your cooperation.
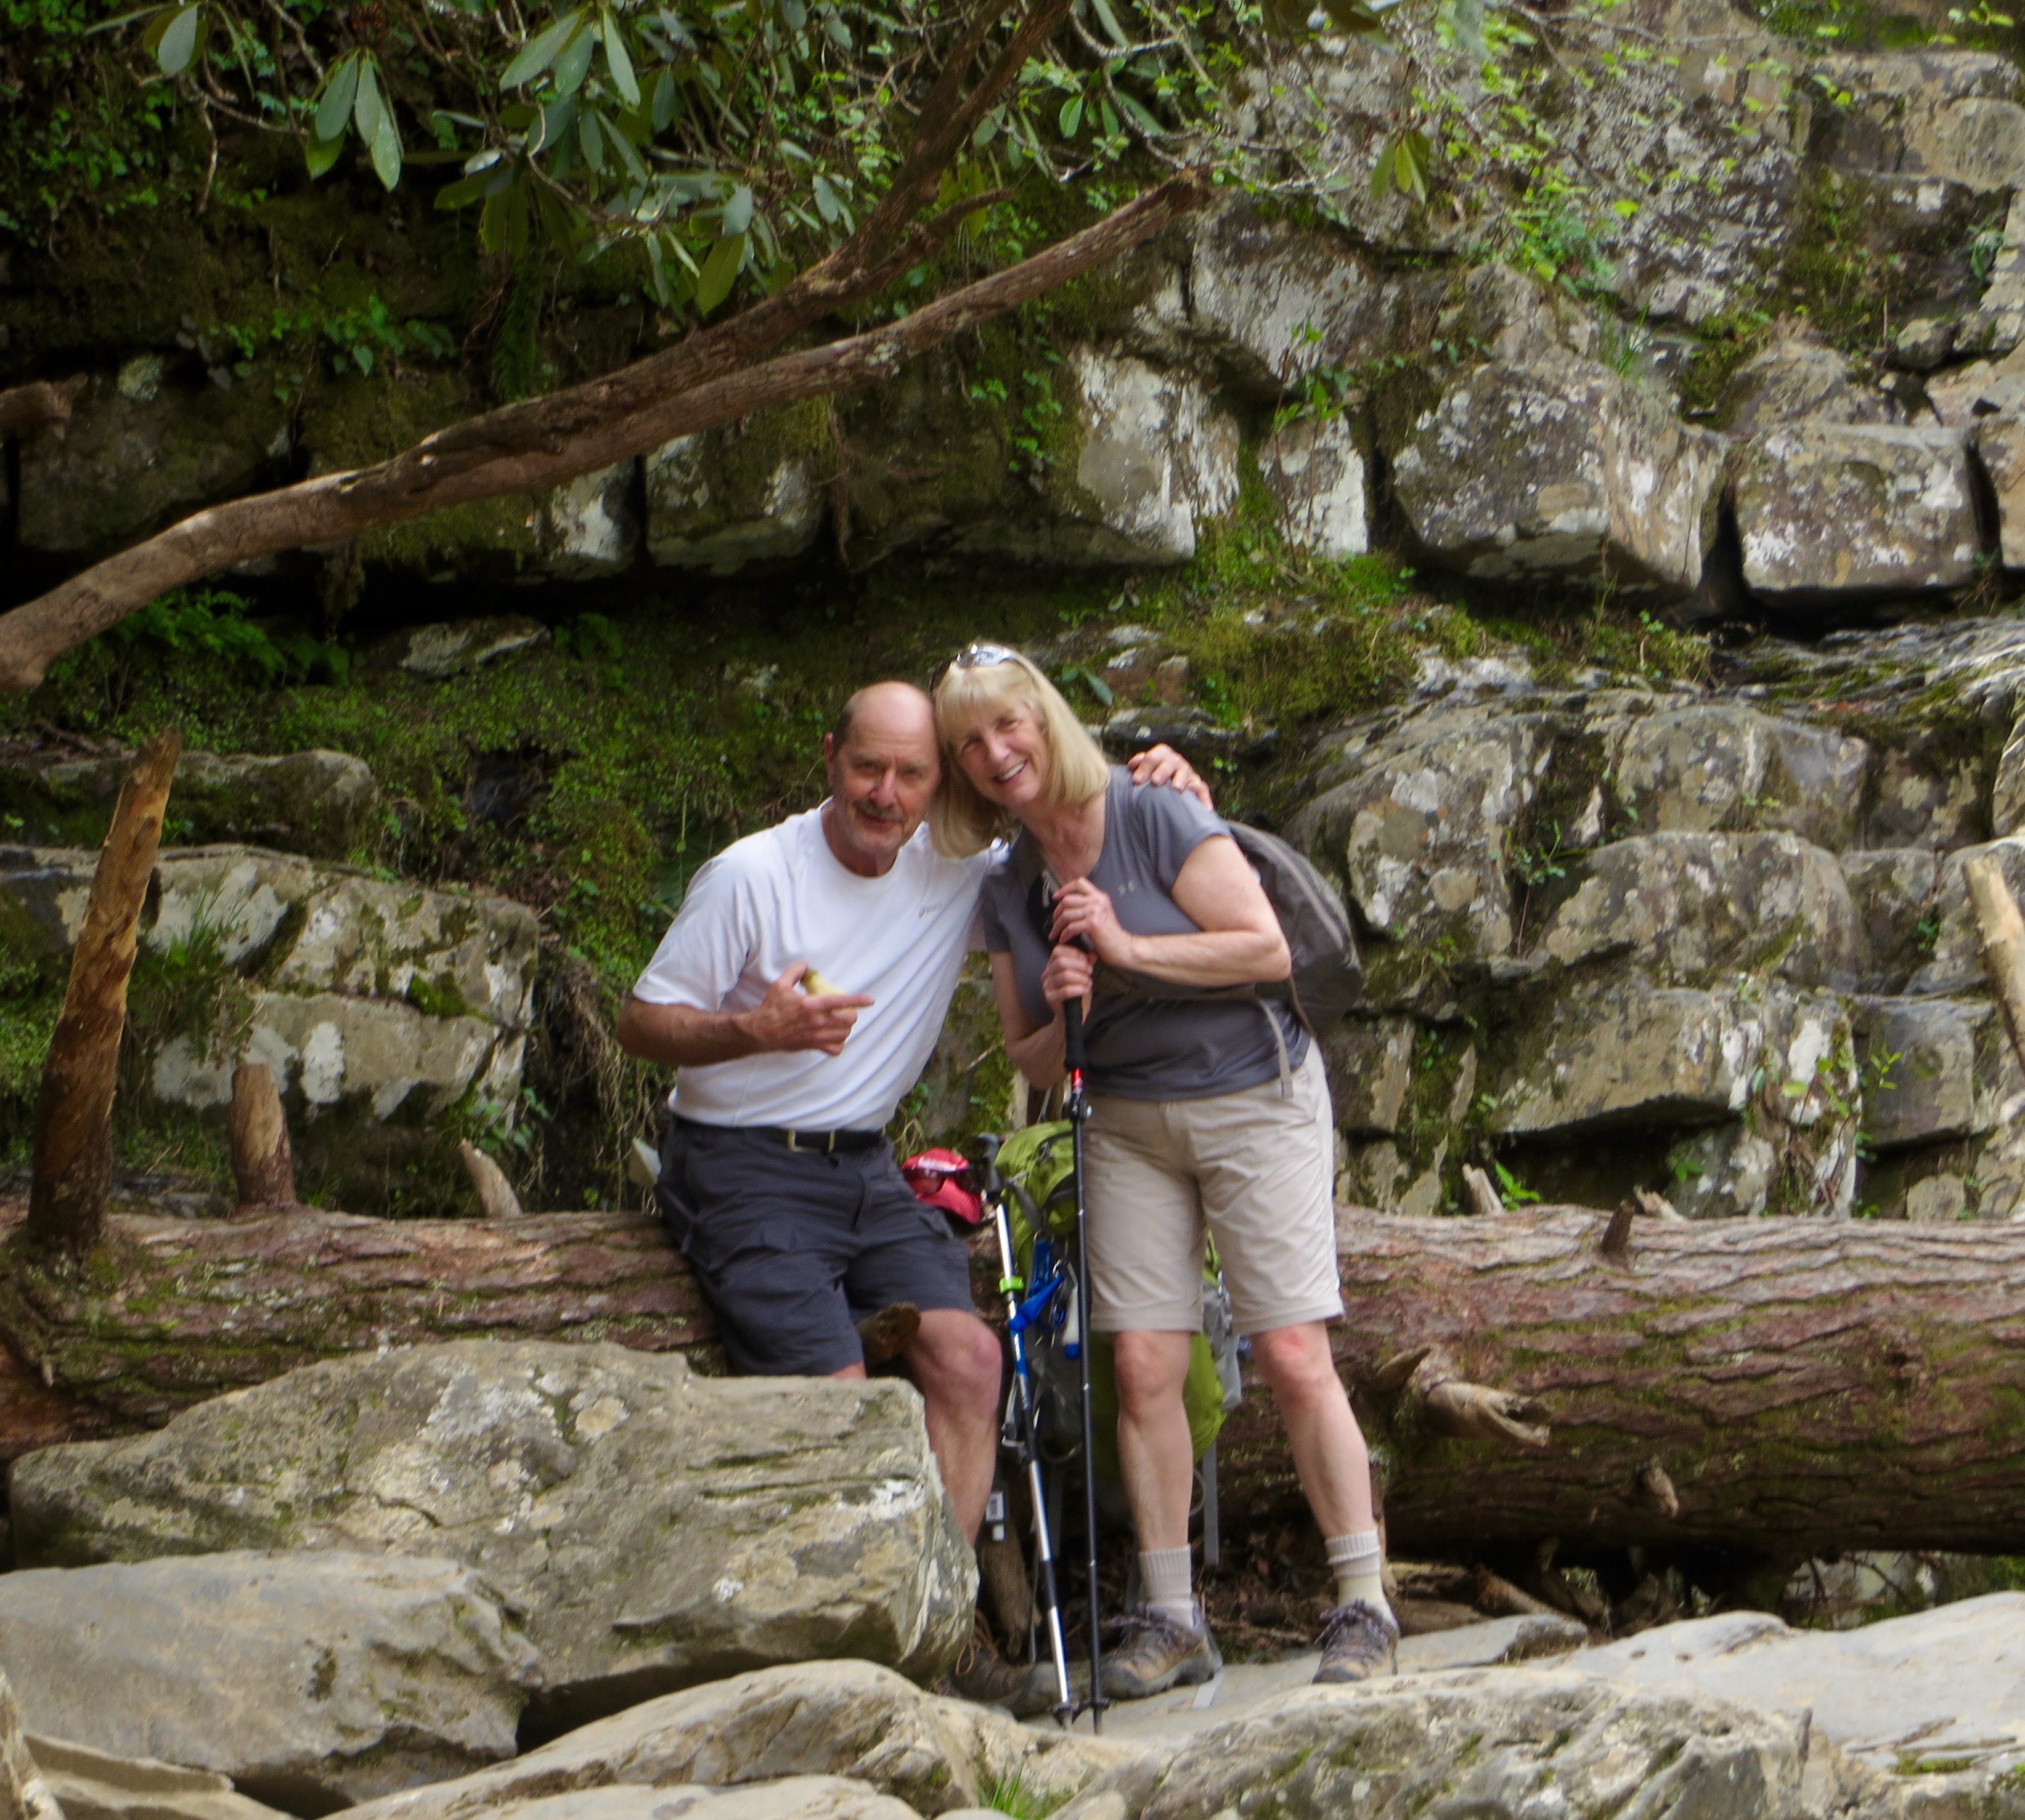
[0,749,379,861]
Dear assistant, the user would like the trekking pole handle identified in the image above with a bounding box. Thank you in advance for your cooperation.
[971,1132,1003,1195]
[1062,993,1086,1075]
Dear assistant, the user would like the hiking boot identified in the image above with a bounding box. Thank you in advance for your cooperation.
[937,1618,1058,1718]
[1099,1609,1222,1700]
[1313,1599,1400,1684]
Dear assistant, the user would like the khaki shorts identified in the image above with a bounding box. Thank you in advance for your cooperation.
[1083,1045,1344,1336]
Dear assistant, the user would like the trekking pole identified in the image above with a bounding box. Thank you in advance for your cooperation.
[973,1134,1074,1725]
[1062,989,1107,1733]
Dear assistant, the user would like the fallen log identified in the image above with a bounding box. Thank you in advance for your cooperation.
[1213,1206,2025,1559]
[2,1201,2024,1559]
[0,1201,716,1450]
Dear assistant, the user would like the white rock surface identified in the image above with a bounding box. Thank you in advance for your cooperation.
[1565,1594,2025,1784]
[537,461,640,577]
[27,1736,286,1820]
[1733,424,1982,601]
[1255,416,1367,558]
[1390,357,1725,593]
[0,1553,536,1810]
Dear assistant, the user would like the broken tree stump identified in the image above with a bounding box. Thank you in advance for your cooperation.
[227,1063,298,1216]
[457,1140,525,1221]
[1966,851,2025,1076]
[26,730,181,1259]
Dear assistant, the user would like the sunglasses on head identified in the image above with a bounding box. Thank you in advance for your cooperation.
[955,641,1021,669]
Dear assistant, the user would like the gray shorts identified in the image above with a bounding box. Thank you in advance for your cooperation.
[1083,1045,1345,1336]
[656,1120,977,1375]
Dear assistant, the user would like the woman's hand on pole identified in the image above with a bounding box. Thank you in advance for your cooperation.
[1041,942,1094,1023]
[1049,877,1136,968]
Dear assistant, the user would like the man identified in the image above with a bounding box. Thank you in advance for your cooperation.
[616,680,1201,1702]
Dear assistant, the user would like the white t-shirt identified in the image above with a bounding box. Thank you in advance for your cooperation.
[631,805,993,1131]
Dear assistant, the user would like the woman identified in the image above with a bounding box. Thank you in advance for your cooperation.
[931,642,1396,1700]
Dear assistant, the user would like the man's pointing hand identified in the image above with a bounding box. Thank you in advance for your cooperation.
[736,962,876,1057]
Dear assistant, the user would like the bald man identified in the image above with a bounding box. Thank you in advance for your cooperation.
[617,683,1200,1702]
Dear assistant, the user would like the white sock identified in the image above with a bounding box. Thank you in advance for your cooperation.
[1326,1530,1393,1622]
[1139,1546,1196,1630]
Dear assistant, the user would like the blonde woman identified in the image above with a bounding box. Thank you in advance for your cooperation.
[931,643,1396,1699]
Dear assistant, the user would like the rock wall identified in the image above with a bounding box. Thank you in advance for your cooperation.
[10,0,2025,1223]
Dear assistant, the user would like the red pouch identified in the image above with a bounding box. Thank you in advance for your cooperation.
[901,1147,984,1226]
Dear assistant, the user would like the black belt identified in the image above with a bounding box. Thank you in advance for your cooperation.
[675,1115,885,1155]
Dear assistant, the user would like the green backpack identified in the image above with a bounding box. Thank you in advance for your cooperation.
[993,1121,1239,1482]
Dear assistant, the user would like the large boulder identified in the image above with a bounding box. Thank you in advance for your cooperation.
[14,364,286,559]
[1856,996,2017,1151]
[1732,424,1983,604]
[646,411,825,573]
[1603,704,1872,852]
[0,750,378,861]
[1530,832,1866,991]
[336,1661,1133,1820]
[1388,358,1725,595]
[1719,339,1889,432]
[1127,198,1446,393]
[1565,1595,2025,1790]
[1029,351,1237,565]
[1287,706,1550,972]
[9,1343,976,1735]
[0,1551,537,1811]
[1254,416,1367,559]
[1484,978,1859,1215]
[1125,1668,1849,1820]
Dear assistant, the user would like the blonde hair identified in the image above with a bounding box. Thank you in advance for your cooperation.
[930,649,1111,856]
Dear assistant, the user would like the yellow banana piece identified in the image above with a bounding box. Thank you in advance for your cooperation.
[802,967,845,997]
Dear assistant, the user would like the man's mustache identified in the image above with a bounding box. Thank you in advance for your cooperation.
[852,803,907,824]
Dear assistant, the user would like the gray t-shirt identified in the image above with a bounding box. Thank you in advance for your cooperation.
[979,768,1308,1101]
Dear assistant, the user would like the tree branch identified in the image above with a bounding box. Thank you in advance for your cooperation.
[0,169,1207,689]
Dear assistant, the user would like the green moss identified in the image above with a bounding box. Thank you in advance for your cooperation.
[405,974,475,1021]
[1674,311,1775,420]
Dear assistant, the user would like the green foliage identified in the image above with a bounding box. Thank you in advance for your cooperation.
[126,898,255,1070]
[41,0,1233,323]
[984,1771,1064,1820]
[106,590,349,688]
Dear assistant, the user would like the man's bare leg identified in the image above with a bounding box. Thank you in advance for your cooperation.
[830,1309,1001,1543]
[899,1307,1003,1543]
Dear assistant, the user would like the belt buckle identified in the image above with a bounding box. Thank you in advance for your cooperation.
[785,1129,834,1153]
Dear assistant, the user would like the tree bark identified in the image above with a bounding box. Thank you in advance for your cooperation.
[2,1199,2025,1560]
[1203,1205,2025,1559]
[0,162,1202,689]
[26,731,182,1258]
[0,1203,716,1447]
